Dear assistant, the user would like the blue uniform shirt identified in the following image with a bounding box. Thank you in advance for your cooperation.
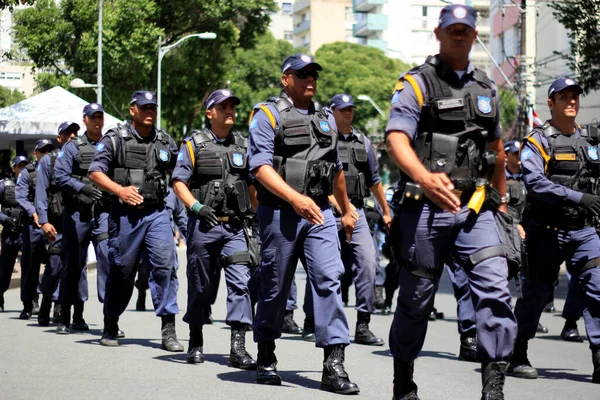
[165,187,188,239]
[0,181,7,224]
[55,133,98,194]
[247,102,343,173]
[339,131,381,188]
[15,167,36,217]
[520,124,584,207]
[34,154,54,225]
[385,56,501,144]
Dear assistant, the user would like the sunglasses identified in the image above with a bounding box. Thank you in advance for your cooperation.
[291,69,319,80]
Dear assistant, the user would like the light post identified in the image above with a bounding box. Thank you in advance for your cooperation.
[157,32,217,129]
[97,0,102,104]
[357,94,385,118]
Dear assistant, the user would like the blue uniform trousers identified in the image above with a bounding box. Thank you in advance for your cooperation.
[184,217,252,328]
[374,230,386,286]
[562,274,583,322]
[103,206,178,317]
[0,229,21,299]
[20,223,46,308]
[60,207,108,304]
[514,222,600,346]
[445,264,477,335]
[253,204,349,348]
[389,203,517,363]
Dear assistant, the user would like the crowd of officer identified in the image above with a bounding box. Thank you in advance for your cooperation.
[1,3,599,399]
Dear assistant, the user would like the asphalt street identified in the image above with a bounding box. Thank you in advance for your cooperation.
[0,248,598,400]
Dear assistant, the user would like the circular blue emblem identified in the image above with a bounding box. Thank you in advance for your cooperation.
[232,152,244,167]
[477,96,492,114]
[319,121,330,133]
[588,146,599,161]
[159,149,169,162]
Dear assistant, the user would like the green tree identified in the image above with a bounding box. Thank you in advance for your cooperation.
[499,88,518,137]
[551,0,600,93]
[0,86,25,108]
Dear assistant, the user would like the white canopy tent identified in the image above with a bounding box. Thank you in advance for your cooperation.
[0,86,123,150]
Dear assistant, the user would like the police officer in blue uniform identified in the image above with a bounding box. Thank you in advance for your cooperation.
[172,89,257,368]
[248,54,359,394]
[0,156,28,312]
[385,5,517,399]
[36,121,91,332]
[508,78,600,384]
[53,104,111,333]
[89,90,182,352]
[16,140,53,320]
[326,93,389,346]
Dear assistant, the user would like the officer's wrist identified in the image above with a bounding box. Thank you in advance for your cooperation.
[499,194,509,204]
[190,201,204,214]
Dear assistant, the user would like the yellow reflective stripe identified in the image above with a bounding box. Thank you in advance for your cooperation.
[185,140,195,169]
[259,105,276,130]
[248,110,256,127]
[403,74,423,109]
[523,137,550,172]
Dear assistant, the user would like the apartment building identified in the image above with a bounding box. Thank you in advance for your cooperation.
[270,0,295,43]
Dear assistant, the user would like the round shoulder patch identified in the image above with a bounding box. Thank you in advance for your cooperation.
[454,7,467,19]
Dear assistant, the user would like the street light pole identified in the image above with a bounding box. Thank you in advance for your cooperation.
[156,32,217,129]
[97,0,102,104]
[357,94,385,118]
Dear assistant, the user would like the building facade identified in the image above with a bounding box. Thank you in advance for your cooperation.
[270,0,295,43]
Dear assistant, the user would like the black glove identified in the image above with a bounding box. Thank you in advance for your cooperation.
[81,184,103,202]
[3,218,16,231]
[580,193,600,216]
[196,205,219,228]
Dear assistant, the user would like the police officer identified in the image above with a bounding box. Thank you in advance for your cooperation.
[16,140,53,320]
[0,156,28,312]
[53,105,111,333]
[36,121,91,332]
[172,89,257,368]
[248,54,359,394]
[508,78,600,384]
[89,90,182,352]
[326,93,389,346]
[385,5,517,399]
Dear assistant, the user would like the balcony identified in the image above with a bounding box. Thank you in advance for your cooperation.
[293,0,310,13]
[353,13,388,37]
[353,0,387,13]
[366,38,388,52]
[293,19,311,35]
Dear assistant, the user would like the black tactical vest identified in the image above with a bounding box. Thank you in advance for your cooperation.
[26,163,37,203]
[188,128,251,218]
[505,175,526,221]
[66,135,107,208]
[111,123,174,207]
[411,56,498,192]
[256,93,338,206]
[1,178,24,231]
[338,130,369,205]
[47,149,64,224]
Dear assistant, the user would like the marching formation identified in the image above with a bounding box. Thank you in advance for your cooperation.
[0,4,599,400]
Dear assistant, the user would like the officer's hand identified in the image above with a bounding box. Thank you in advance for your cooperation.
[349,203,359,221]
[41,223,57,241]
[517,224,526,239]
[81,184,103,202]
[196,205,219,228]
[2,218,16,231]
[498,203,508,214]
[417,172,461,213]
[33,213,40,228]
[382,213,392,235]
[341,213,355,243]
[580,193,600,216]
[291,194,324,225]
[118,186,144,206]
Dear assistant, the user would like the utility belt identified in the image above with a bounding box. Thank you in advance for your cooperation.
[528,204,593,231]
[2,207,24,231]
[191,179,251,220]
[113,168,167,207]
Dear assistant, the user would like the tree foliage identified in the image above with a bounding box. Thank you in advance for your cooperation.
[499,88,518,136]
[551,0,600,93]
[0,86,25,108]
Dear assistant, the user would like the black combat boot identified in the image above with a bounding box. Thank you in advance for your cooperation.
[302,317,316,342]
[71,302,89,331]
[355,311,384,346]
[393,359,419,400]
[229,327,257,370]
[32,294,40,315]
[561,320,583,342]
[481,361,507,400]
[458,332,479,362]
[55,304,71,334]
[256,341,281,385]
[321,344,360,395]
[161,314,184,352]
[37,296,52,327]
[592,344,600,384]
[186,325,204,364]
[100,316,119,347]
[382,298,392,315]
[136,289,146,311]
[52,302,61,324]
[0,294,4,312]
[19,301,32,320]
[536,322,548,334]
[282,310,303,334]
[507,339,538,379]
[375,286,385,310]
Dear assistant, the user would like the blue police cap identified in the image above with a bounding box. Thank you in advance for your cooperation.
[130,90,158,106]
[504,140,520,154]
[548,77,583,98]
[282,53,322,73]
[11,155,28,167]
[83,103,104,117]
[34,139,54,152]
[205,89,241,109]
[438,4,477,29]
[330,94,355,109]
[57,121,80,135]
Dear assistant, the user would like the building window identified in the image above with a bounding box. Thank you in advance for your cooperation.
[284,31,293,41]
[345,7,354,22]
[422,6,427,17]
[282,2,292,14]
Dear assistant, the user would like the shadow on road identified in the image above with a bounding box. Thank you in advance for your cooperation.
[75,337,164,349]
[372,349,457,362]
[535,335,588,343]
[217,369,322,390]
[517,368,593,384]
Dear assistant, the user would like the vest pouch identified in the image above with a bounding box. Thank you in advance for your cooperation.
[5,208,24,231]
[338,142,352,165]
[306,160,335,198]
[226,180,251,217]
[48,192,64,229]
[141,171,166,205]
[346,172,366,200]
[283,158,308,194]
[352,146,368,164]
[311,120,333,147]
[196,152,224,180]
[113,168,128,186]
[124,143,147,169]
[201,180,227,214]
[227,151,248,173]
[283,124,311,147]
[430,133,458,175]
[128,169,145,190]
[78,147,95,171]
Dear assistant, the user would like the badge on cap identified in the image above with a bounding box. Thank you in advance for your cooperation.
[96,143,105,152]
[342,95,350,102]
[477,96,492,114]
[454,6,467,19]
[301,55,312,63]
[221,90,231,97]
[159,149,169,162]
[588,146,599,161]
[91,104,99,110]
[565,79,575,85]
[319,121,331,133]
[232,152,244,167]
[145,92,153,100]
